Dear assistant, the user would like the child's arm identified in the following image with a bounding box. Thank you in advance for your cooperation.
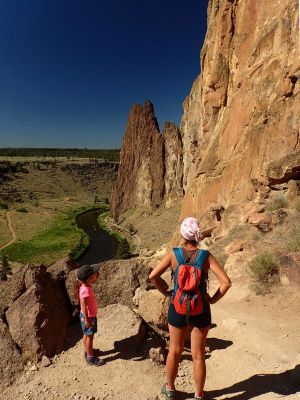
[80,297,92,328]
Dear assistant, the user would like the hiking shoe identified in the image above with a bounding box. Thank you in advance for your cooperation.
[84,348,101,359]
[161,383,176,399]
[86,356,105,366]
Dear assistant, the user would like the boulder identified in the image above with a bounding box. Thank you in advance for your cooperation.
[6,264,69,361]
[225,240,253,254]
[266,152,300,185]
[0,265,26,316]
[133,289,169,331]
[98,304,146,351]
[47,256,79,281]
[248,212,272,232]
[271,209,288,225]
[0,319,23,385]
[67,258,152,309]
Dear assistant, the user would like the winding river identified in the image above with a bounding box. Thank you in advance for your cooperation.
[76,209,118,266]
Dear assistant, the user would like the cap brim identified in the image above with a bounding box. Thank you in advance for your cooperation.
[91,263,100,273]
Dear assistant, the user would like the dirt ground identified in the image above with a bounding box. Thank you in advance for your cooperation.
[2,284,300,400]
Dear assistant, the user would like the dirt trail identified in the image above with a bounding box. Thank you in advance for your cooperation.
[0,211,17,250]
[2,288,300,400]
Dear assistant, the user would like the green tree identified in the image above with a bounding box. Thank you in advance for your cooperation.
[0,254,12,281]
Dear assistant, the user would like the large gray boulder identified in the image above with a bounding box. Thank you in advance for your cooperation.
[5,264,70,361]
[98,304,146,352]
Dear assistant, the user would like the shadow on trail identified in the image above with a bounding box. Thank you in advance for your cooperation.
[181,336,233,362]
[207,365,300,400]
[102,332,165,363]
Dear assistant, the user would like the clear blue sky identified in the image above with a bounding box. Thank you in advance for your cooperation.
[0,0,209,149]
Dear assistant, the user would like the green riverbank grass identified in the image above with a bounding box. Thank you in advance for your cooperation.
[0,205,108,266]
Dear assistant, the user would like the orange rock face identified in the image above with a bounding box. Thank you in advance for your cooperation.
[180,0,300,221]
[111,101,164,219]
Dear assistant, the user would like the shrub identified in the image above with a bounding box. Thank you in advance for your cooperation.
[21,351,34,365]
[0,201,8,210]
[0,254,12,281]
[266,194,288,211]
[249,252,279,295]
[16,207,28,213]
[287,229,300,252]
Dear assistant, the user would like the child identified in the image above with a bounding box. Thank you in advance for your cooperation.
[75,264,104,366]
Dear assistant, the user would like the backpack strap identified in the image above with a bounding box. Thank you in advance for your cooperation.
[194,249,208,269]
[195,250,209,295]
[173,247,185,265]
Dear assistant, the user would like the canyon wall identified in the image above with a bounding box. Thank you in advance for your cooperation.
[180,0,299,220]
[112,0,299,226]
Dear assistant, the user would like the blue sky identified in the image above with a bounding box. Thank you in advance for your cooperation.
[0,0,209,148]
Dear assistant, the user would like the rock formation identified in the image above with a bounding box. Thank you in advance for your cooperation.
[111,102,185,219]
[163,122,184,207]
[111,101,165,219]
[0,263,72,384]
[180,0,300,224]
[112,0,299,234]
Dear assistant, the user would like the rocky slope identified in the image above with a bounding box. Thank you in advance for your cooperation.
[112,0,299,236]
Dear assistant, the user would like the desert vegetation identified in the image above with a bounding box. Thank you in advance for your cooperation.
[249,252,279,295]
[0,147,120,161]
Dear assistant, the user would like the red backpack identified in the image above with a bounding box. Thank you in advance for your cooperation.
[173,247,208,322]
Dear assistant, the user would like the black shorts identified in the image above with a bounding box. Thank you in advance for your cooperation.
[168,301,211,329]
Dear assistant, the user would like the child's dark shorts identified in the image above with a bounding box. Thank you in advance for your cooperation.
[80,312,98,336]
[168,301,211,329]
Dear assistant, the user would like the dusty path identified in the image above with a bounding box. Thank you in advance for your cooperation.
[2,287,300,400]
[0,211,17,250]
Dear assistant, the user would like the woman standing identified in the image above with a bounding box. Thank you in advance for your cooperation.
[149,217,231,400]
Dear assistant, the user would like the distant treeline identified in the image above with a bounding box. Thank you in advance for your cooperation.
[0,148,120,161]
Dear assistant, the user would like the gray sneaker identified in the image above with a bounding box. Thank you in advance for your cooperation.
[161,383,175,399]
[86,356,105,366]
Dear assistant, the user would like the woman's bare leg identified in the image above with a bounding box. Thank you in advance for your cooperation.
[190,326,210,397]
[166,324,188,390]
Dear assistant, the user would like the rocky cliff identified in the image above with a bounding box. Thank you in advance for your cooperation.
[180,0,299,223]
[111,102,183,218]
[112,0,299,228]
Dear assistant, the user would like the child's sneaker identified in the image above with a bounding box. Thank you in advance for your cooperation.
[86,356,105,366]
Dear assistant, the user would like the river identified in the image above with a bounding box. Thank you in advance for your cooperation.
[76,209,118,266]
